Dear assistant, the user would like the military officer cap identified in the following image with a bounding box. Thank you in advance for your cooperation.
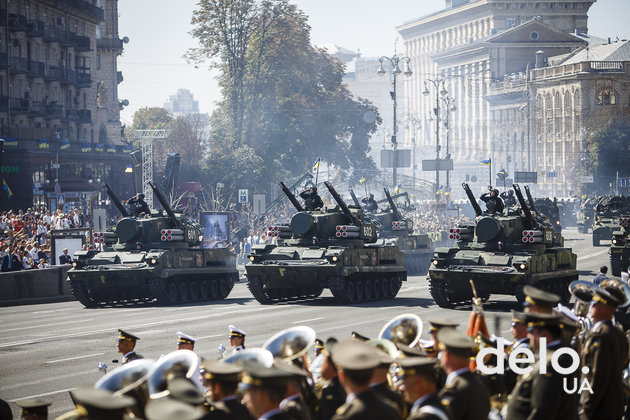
[117,329,140,343]
[525,312,562,330]
[314,338,324,351]
[436,329,474,358]
[426,317,459,333]
[592,282,626,307]
[351,331,370,341]
[554,305,580,331]
[321,337,338,363]
[16,398,50,417]
[70,387,135,420]
[167,377,206,405]
[396,357,437,378]
[201,359,243,383]
[145,397,206,420]
[522,285,560,309]
[511,310,527,325]
[330,339,381,371]
[176,331,196,346]
[396,342,428,357]
[239,360,294,391]
[228,325,247,339]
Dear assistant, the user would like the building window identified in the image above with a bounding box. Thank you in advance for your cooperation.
[96,53,101,70]
[507,17,517,28]
[530,31,539,40]
[597,87,616,105]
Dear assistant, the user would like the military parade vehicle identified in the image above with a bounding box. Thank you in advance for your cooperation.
[532,196,562,233]
[427,183,577,308]
[557,198,578,228]
[610,215,630,276]
[577,197,597,234]
[67,182,238,307]
[351,188,433,274]
[591,196,630,246]
[245,181,406,304]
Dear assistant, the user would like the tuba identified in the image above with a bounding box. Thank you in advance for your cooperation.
[262,326,316,362]
[569,280,596,343]
[378,314,423,348]
[223,348,274,367]
[145,350,202,399]
[94,359,155,418]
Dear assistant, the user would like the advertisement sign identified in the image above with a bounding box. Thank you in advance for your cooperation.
[200,212,230,249]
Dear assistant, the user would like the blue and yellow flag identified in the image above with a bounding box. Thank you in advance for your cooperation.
[497,169,507,176]
[3,179,12,199]
[3,138,18,147]
[60,138,71,150]
[436,185,443,195]
[359,176,366,184]
[480,159,491,165]
[444,186,452,196]
[38,138,50,149]
[123,142,132,153]
[393,183,401,195]
[81,143,92,153]
[107,144,116,153]
[95,143,104,152]
[125,164,133,173]
[312,157,321,171]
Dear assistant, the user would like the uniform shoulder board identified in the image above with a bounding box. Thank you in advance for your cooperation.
[336,404,349,415]
[326,395,334,400]
[441,397,452,406]
[419,406,449,420]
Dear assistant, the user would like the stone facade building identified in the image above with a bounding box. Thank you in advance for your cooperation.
[0,0,128,211]
[164,88,200,116]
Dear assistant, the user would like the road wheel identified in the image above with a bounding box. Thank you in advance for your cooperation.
[345,281,356,303]
[380,277,389,297]
[179,282,189,301]
[199,280,209,300]
[372,279,381,298]
[364,280,373,300]
[210,280,219,298]
[355,281,365,302]
[218,278,230,298]
[189,281,199,301]
[167,282,178,302]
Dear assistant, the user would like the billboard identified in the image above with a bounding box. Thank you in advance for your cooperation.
[200,212,230,249]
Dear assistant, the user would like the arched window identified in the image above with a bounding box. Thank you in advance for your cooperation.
[597,87,616,105]
[99,123,107,143]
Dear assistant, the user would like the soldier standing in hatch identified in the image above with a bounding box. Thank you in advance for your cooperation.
[501,190,516,207]
[300,187,324,211]
[128,193,150,216]
[361,194,378,212]
[479,189,504,213]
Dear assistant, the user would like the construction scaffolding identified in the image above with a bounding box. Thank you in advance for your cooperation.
[133,129,170,209]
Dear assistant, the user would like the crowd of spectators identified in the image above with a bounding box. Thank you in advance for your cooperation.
[0,206,92,272]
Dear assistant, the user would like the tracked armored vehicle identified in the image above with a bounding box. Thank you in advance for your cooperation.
[245,181,406,304]
[67,182,237,307]
[427,183,577,308]
[577,197,597,234]
[591,196,630,246]
[532,197,562,233]
[351,188,433,275]
[610,216,630,276]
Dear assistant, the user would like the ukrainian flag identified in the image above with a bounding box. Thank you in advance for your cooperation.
[444,186,452,196]
[60,138,70,150]
[312,157,321,171]
[38,138,50,149]
[480,159,491,165]
[107,144,116,153]
[393,183,401,195]
[3,138,18,147]
[497,169,507,177]
[359,176,366,184]
[436,185,443,195]
[95,143,104,152]
[3,179,12,199]
[81,143,92,153]
[123,143,132,153]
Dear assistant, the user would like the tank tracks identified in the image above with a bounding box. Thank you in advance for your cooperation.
[246,275,324,304]
[69,279,153,308]
[329,273,404,304]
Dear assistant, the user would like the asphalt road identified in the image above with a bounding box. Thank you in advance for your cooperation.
[0,227,611,418]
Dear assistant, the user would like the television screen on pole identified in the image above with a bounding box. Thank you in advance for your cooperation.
[199,212,230,249]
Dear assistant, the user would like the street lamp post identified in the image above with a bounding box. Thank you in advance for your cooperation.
[441,96,456,188]
[423,78,455,194]
[404,116,421,190]
[377,54,412,188]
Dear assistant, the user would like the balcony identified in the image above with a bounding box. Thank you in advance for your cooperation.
[8,14,28,32]
[73,34,91,51]
[9,56,28,74]
[77,70,92,88]
[43,25,64,43]
[26,20,45,37]
[28,60,45,78]
[9,97,30,114]
[44,65,62,81]
[60,68,77,85]
[77,109,91,123]
[56,0,105,22]
[43,103,63,120]
[96,38,123,51]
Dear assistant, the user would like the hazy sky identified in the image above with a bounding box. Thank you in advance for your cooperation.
[118,0,630,124]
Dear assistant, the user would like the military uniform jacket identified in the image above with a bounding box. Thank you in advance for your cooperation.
[121,351,143,364]
[331,388,402,420]
[318,377,346,420]
[204,397,254,420]
[438,369,490,420]
[281,394,312,420]
[580,320,629,420]
[370,382,406,418]
[407,394,448,420]
[505,342,578,420]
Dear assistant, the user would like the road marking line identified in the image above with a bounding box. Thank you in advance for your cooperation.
[291,317,324,324]
[46,353,105,364]
[197,334,223,340]
[577,248,609,262]
[0,319,93,333]
[8,387,75,402]
[33,308,73,314]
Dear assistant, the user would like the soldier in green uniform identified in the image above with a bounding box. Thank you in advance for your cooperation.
[275,358,313,420]
[369,349,406,418]
[58,387,135,420]
[397,357,448,420]
[239,360,294,420]
[116,329,143,364]
[200,359,253,420]
[579,283,629,420]
[317,338,346,420]
[145,397,206,420]
[436,328,490,420]
[503,310,530,394]
[330,339,402,420]
[15,399,50,420]
[425,318,458,358]
[505,312,578,420]
[522,285,560,314]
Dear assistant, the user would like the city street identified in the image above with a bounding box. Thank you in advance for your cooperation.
[0,227,611,417]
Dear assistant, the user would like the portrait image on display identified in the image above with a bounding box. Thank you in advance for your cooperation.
[201,213,229,249]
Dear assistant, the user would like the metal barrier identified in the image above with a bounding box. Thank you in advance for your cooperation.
[0,265,74,306]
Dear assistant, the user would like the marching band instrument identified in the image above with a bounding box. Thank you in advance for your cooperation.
[262,326,316,361]
[145,350,202,398]
[569,280,596,343]
[378,313,423,348]
[223,348,274,367]
[94,359,155,393]
[366,338,401,360]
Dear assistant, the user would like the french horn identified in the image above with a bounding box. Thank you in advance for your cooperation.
[223,348,274,367]
[262,326,316,361]
[378,314,423,348]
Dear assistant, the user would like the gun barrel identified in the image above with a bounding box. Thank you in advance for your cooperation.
[104,183,130,218]
[349,189,362,209]
[462,183,483,216]
[148,181,181,227]
[278,182,304,212]
[513,184,537,228]
[524,185,538,214]
[384,188,403,220]
[324,181,359,224]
